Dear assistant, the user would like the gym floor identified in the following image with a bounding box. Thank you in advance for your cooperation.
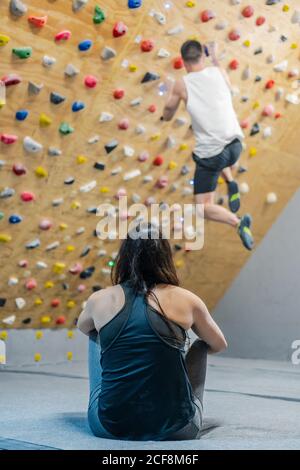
[1,356,299,450]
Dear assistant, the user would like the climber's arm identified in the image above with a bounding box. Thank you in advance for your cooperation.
[162,80,184,121]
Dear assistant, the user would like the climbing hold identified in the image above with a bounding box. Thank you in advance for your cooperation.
[229,59,239,70]
[93,5,106,23]
[118,118,129,130]
[34,353,42,362]
[73,0,88,12]
[48,147,62,156]
[130,97,143,106]
[41,316,51,325]
[50,92,66,105]
[0,234,12,243]
[242,5,254,18]
[240,118,250,129]
[59,122,74,135]
[124,169,141,181]
[80,267,95,279]
[35,331,43,340]
[1,73,22,86]
[23,136,43,153]
[0,34,10,46]
[1,188,15,199]
[78,39,93,51]
[228,29,241,41]
[282,4,289,12]
[55,30,71,41]
[72,101,85,112]
[288,68,299,78]
[263,127,272,138]
[0,134,18,144]
[101,46,117,61]
[25,278,37,290]
[123,146,135,157]
[173,57,184,69]
[138,151,149,162]
[28,15,47,28]
[65,63,80,77]
[42,55,56,67]
[15,297,26,309]
[84,75,98,88]
[105,139,119,154]
[10,0,28,17]
[262,104,274,117]
[39,113,52,127]
[242,66,251,80]
[265,80,275,90]
[156,176,168,188]
[99,111,114,122]
[113,89,125,99]
[141,39,155,52]
[64,177,75,185]
[128,0,142,8]
[80,181,96,193]
[254,47,263,55]
[285,94,300,105]
[256,16,266,26]
[2,315,16,326]
[201,10,216,22]
[266,192,277,204]
[9,214,22,224]
[28,82,43,95]
[249,147,257,157]
[153,155,164,166]
[157,48,170,58]
[168,161,178,170]
[113,22,128,38]
[141,72,160,83]
[243,39,251,47]
[240,182,250,194]
[35,166,48,178]
[12,47,32,59]
[291,10,300,24]
[250,123,260,136]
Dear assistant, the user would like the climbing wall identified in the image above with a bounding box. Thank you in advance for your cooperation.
[1,0,300,331]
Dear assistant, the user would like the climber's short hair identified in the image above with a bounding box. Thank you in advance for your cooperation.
[181,40,203,64]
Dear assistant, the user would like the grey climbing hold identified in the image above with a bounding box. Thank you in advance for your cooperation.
[48,147,62,156]
[50,92,66,104]
[181,165,190,176]
[250,123,260,136]
[72,0,88,12]
[64,177,75,185]
[238,166,248,174]
[0,187,15,199]
[254,47,263,55]
[65,63,80,77]
[26,238,41,249]
[141,72,160,83]
[10,0,28,17]
[105,139,119,154]
[23,136,43,153]
[101,46,117,61]
[28,81,43,95]
[52,198,64,206]
[80,245,91,257]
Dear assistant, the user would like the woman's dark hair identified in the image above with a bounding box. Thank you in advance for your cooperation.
[181,39,203,64]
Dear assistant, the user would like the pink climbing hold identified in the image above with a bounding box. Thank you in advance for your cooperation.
[21,191,35,202]
[265,79,275,90]
[113,21,128,38]
[69,263,83,275]
[148,104,156,113]
[0,134,18,144]
[153,155,164,166]
[240,118,250,129]
[200,10,216,23]
[51,298,60,308]
[28,15,48,28]
[55,30,71,41]
[1,74,22,86]
[173,57,184,69]
[262,104,274,117]
[113,89,125,99]
[242,6,254,18]
[84,75,98,88]
[118,118,129,130]
[141,39,155,52]
[25,279,37,290]
[156,176,168,189]
[116,188,127,199]
[19,259,29,268]
[256,16,266,26]
[229,59,239,70]
[39,219,52,230]
[138,151,149,162]
[77,284,86,293]
[13,163,27,176]
[228,29,241,41]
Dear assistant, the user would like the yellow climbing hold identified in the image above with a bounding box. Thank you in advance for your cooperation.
[67,351,73,361]
[35,331,43,340]
[35,166,48,177]
[34,353,42,362]
[282,4,289,12]
[0,233,12,243]
[67,330,74,339]
[39,113,52,127]
[77,155,87,164]
[186,1,196,7]
[0,34,10,46]
[243,39,251,47]
[44,281,54,288]
[253,101,260,110]
[150,133,161,141]
[71,201,81,209]
[168,161,178,170]
[41,315,51,324]
[0,355,5,364]
[100,186,109,193]
[0,331,8,341]
[34,297,43,306]
[53,262,66,274]
[67,300,76,309]
[129,64,137,72]
[179,143,188,151]
[291,43,298,49]
[66,245,75,252]
[249,147,258,157]
[175,260,184,268]
[59,223,68,230]
[218,176,225,184]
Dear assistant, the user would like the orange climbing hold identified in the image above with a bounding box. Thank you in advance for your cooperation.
[28,15,48,28]
[265,79,275,90]
[256,16,266,26]
[141,39,155,52]
[200,10,216,23]
[173,57,184,69]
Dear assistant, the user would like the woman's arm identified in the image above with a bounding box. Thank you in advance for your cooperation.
[77,296,96,336]
[190,294,227,354]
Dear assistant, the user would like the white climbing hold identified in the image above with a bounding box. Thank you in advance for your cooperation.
[143,175,153,183]
[76,227,85,235]
[23,136,43,153]
[263,127,272,139]
[274,60,288,72]
[15,297,26,309]
[266,192,277,204]
[28,82,44,95]
[182,187,193,196]
[46,241,60,251]
[10,0,28,16]
[276,87,284,100]
[134,35,142,44]
[242,66,251,80]
[240,182,250,194]
[124,169,141,181]
[123,145,135,157]
[132,193,141,203]
[175,116,187,126]
[87,135,100,144]
[215,20,228,30]
[266,54,275,64]
[98,249,107,257]
[80,180,97,193]
[135,124,146,134]
[2,315,16,325]
[121,59,129,68]
[72,0,88,12]
[52,198,64,206]
[8,276,18,286]
[149,9,166,25]
[157,48,170,58]
[99,112,114,122]
[285,94,300,105]
[101,46,117,61]
[130,97,143,106]
[167,24,184,35]
[166,136,176,148]
[65,63,80,77]
[36,261,48,269]
[231,0,241,4]
[111,166,122,175]
[42,55,56,67]
[291,10,300,24]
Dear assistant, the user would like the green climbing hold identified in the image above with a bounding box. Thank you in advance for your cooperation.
[12,47,32,59]
[59,122,74,135]
[93,5,106,24]
[0,211,4,220]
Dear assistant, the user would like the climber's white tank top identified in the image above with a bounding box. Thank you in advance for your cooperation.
[183,67,244,159]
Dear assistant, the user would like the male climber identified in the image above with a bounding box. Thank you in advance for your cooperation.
[162,40,254,250]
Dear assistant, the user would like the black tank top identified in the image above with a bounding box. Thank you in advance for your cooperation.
[98,281,196,440]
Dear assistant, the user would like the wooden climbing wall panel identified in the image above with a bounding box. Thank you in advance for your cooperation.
[1,0,300,329]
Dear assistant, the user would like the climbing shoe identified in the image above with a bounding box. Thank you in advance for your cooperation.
[227,181,240,213]
[238,214,254,250]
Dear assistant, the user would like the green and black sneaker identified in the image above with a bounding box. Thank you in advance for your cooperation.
[238,214,254,251]
[228,181,240,213]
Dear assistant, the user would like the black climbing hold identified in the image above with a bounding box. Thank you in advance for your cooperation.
[217,197,224,206]
[63,283,69,290]
[280,35,288,42]
[22,317,32,324]
[250,123,260,136]
[64,177,75,185]
[87,207,97,214]
[181,165,190,176]
[255,75,262,82]
[80,266,95,279]
[266,0,280,5]
[174,244,182,251]
[94,162,105,170]
[141,72,160,84]
[0,298,7,307]
[80,245,91,257]
[105,139,119,154]
[50,92,66,105]
[254,47,263,55]
[92,285,103,292]
[238,166,248,174]
[241,96,249,102]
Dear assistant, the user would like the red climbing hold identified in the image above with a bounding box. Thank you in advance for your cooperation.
[21,191,35,202]
[118,118,129,130]
[56,316,66,325]
[1,74,22,86]
[13,163,27,176]
[25,279,37,290]
[229,59,239,70]
[256,16,266,26]
[55,30,71,41]
[84,75,98,88]
[240,118,250,129]
[200,10,216,22]
[51,298,60,308]
[153,155,164,166]
[141,39,155,52]
[0,134,18,144]
[113,89,125,99]
[228,29,241,41]
[113,21,128,38]
[173,57,184,69]
[275,112,282,119]
[265,79,275,90]
[242,6,254,18]
[148,104,156,113]
[28,15,48,28]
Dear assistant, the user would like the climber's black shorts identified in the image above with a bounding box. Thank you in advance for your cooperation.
[193,138,243,195]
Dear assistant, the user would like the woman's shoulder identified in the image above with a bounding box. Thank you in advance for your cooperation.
[158,284,203,305]
[86,285,123,306]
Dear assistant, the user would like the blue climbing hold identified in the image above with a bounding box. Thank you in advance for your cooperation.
[9,214,22,224]
[16,109,29,121]
[78,39,93,51]
[72,101,85,112]
[128,0,142,8]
